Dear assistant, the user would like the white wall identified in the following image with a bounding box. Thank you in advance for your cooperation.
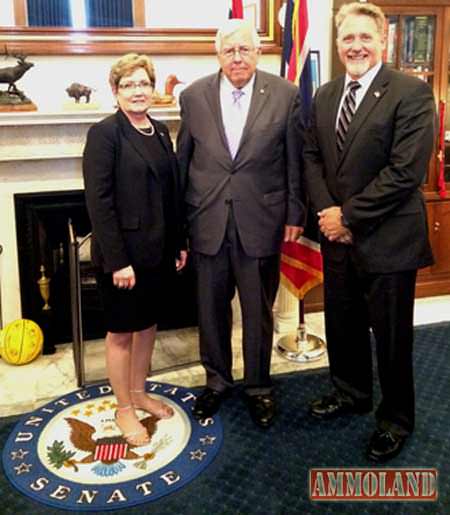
[0,1,15,26]
[309,0,333,86]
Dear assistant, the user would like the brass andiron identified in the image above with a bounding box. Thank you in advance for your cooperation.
[37,265,51,311]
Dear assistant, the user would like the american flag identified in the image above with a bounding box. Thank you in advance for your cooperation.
[280,0,323,299]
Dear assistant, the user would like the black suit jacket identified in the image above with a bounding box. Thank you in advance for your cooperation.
[177,69,305,257]
[83,109,182,273]
[304,65,435,273]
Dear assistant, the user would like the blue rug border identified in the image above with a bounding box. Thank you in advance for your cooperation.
[2,381,224,512]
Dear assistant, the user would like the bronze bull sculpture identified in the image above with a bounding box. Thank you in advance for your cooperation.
[66,83,93,103]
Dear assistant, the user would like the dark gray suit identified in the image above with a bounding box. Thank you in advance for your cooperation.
[177,69,305,394]
[304,65,435,435]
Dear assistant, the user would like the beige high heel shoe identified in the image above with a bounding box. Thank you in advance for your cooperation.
[114,405,150,446]
[130,389,174,419]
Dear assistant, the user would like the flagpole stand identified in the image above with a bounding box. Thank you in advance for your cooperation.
[276,298,326,363]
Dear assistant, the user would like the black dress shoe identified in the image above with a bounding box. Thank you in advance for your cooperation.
[246,394,276,428]
[366,430,407,463]
[310,392,371,420]
[192,388,225,420]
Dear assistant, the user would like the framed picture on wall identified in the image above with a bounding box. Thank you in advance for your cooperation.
[310,50,321,95]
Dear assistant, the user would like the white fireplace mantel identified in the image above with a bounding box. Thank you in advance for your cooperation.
[0,108,180,328]
[0,107,180,163]
[0,108,180,127]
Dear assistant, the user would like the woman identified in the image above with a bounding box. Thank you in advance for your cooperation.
[83,54,187,446]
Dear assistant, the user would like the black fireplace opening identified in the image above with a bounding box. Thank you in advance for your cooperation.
[15,190,197,348]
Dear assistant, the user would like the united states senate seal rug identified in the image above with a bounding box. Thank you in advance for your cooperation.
[2,381,223,511]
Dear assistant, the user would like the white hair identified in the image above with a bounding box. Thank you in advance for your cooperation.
[214,19,261,53]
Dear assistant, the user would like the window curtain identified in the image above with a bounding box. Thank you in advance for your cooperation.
[85,0,133,27]
[27,0,72,27]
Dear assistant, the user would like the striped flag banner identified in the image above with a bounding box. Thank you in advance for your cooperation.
[280,0,323,300]
[229,0,244,19]
[281,238,323,299]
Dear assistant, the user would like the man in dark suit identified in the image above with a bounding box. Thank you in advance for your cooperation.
[177,19,305,427]
[304,1,435,462]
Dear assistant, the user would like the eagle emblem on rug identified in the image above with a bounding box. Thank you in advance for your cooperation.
[46,414,168,477]
[3,384,223,510]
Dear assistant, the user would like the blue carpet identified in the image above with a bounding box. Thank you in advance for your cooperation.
[0,322,449,514]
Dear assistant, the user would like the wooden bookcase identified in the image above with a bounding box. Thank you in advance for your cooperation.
[332,0,450,298]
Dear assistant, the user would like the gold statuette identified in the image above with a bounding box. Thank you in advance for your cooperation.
[37,265,51,311]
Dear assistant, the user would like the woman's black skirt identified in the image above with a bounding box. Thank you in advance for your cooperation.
[96,263,169,333]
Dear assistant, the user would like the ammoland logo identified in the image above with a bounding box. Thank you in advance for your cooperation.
[3,382,223,511]
[309,468,438,502]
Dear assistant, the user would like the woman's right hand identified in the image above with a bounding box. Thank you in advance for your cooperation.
[176,250,188,272]
[112,265,136,289]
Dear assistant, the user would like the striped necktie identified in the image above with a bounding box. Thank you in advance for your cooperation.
[336,81,361,153]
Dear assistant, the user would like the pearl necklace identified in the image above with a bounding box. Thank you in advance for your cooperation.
[132,121,155,137]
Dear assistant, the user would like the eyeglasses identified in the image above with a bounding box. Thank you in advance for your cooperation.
[221,45,255,60]
[118,80,153,91]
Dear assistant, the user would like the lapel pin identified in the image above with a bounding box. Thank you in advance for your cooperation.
[260,89,265,94]
[374,91,381,98]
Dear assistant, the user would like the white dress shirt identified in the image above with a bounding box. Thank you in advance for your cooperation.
[220,73,255,158]
[336,61,383,129]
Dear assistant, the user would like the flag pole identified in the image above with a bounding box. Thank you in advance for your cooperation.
[276,0,326,362]
[276,296,326,363]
